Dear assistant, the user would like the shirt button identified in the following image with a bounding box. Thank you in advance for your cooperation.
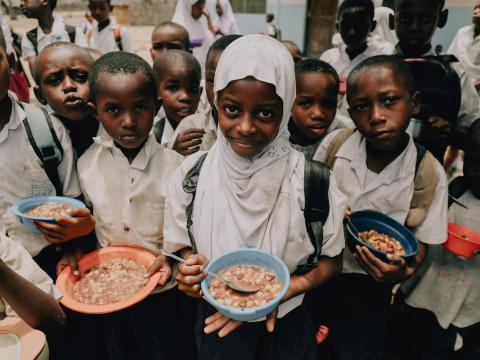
[123,225,130,232]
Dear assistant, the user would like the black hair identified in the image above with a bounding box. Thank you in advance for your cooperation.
[295,58,340,91]
[153,49,201,83]
[206,34,242,61]
[153,21,190,48]
[394,0,445,11]
[347,55,417,100]
[89,51,157,102]
[338,0,375,20]
[49,0,57,9]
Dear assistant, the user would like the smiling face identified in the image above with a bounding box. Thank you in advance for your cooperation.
[36,46,92,121]
[88,0,111,24]
[93,72,155,150]
[292,72,338,143]
[347,64,420,151]
[157,63,201,127]
[218,78,283,158]
[338,6,373,51]
[150,26,188,62]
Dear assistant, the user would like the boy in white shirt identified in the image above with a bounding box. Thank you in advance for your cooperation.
[314,55,448,359]
[150,21,190,62]
[20,0,87,78]
[87,0,136,54]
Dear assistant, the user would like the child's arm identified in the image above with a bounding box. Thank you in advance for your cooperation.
[144,254,173,287]
[0,259,66,345]
[174,247,208,298]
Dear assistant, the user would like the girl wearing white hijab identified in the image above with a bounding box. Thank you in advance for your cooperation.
[213,0,240,36]
[164,34,346,359]
[172,0,215,73]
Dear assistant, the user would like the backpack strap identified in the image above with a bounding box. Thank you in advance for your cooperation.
[114,25,123,51]
[405,143,439,228]
[65,24,77,43]
[448,176,469,208]
[153,117,166,144]
[26,28,38,55]
[295,157,330,275]
[324,128,355,169]
[182,153,208,253]
[19,102,64,196]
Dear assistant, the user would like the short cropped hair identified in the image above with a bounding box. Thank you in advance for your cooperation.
[153,49,201,82]
[153,21,190,48]
[206,34,242,60]
[89,51,157,102]
[338,0,375,20]
[394,0,445,11]
[347,55,417,100]
[295,58,340,93]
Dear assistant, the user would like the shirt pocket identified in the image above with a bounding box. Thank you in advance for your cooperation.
[132,201,165,243]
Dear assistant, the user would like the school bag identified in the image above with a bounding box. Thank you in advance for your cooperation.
[86,24,123,51]
[323,128,439,229]
[182,152,331,275]
[26,24,77,55]
[18,102,64,196]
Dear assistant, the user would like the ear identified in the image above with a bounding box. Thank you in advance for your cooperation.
[155,96,162,114]
[371,20,377,32]
[411,90,421,116]
[33,86,48,105]
[87,101,99,121]
[389,13,395,30]
[438,9,448,29]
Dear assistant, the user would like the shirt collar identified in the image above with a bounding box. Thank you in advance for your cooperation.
[0,94,26,144]
[37,14,65,40]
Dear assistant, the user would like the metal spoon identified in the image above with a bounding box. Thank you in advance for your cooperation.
[161,249,260,294]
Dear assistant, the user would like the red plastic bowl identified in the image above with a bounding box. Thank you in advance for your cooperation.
[443,223,480,258]
[56,246,161,314]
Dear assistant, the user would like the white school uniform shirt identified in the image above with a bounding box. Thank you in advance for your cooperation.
[21,14,88,59]
[405,189,480,330]
[0,96,81,257]
[314,130,448,275]
[88,20,136,54]
[152,113,175,145]
[0,233,62,319]
[77,132,183,256]
[448,24,480,81]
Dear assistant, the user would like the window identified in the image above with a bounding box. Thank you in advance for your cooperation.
[231,0,266,14]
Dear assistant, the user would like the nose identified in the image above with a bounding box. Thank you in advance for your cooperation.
[178,89,192,103]
[310,104,325,121]
[410,16,420,32]
[122,111,136,129]
[236,114,256,136]
[369,103,386,126]
[62,76,77,93]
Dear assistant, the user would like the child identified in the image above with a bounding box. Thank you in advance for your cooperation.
[163,34,346,360]
[213,0,240,36]
[34,42,99,157]
[392,0,480,163]
[152,49,202,145]
[78,51,184,359]
[20,0,87,77]
[282,40,303,63]
[0,29,93,280]
[313,55,448,359]
[385,120,480,359]
[168,34,240,155]
[87,0,136,54]
[150,21,190,62]
[266,13,279,38]
[289,58,352,157]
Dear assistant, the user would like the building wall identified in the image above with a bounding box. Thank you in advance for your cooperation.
[433,2,473,51]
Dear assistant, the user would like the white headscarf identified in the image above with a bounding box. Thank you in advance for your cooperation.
[191,35,310,271]
[172,0,215,72]
[213,0,240,35]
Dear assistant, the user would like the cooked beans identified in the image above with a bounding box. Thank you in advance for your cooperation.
[72,258,148,306]
[209,265,282,309]
[358,230,405,256]
[26,203,76,218]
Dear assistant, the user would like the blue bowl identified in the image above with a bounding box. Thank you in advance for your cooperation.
[11,196,86,234]
[201,248,290,322]
[346,210,419,261]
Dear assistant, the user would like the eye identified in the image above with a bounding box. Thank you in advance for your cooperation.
[135,103,149,111]
[105,105,120,114]
[383,96,399,106]
[257,110,273,120]
[298,99,311,109]
[351,102,369,113]
[166,85,179,92]
[421,14,435,24]
[72,71,88,83]
[47,74,62,86]
[223,105,239,116]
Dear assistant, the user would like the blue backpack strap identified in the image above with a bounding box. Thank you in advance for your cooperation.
[19,102,64,196]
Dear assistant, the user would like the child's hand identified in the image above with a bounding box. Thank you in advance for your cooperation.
[172,128,205,156]
[427,116,451,139]
[343,207,352,225]
[56,247,85,278]
[34,208,95,244]
[175,253,208,298]
[354,245,411,283]
[145,255,173,287]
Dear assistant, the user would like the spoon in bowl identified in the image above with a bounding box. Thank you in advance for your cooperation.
[161,249,260,294]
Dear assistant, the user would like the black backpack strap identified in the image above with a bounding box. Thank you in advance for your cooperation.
[153,117,166,144]
[182,153,208,253]
[26,28,38,55]
[448,176,469,208]
[295,157,330,275]
[65,24,77,43]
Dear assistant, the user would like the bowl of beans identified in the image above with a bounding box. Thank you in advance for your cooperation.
[10,196,86,234]
[346,210,419,261]
[56,246,162,314]
[201,248,290,322]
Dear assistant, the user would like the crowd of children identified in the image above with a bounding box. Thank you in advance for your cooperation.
[0,0,479,359]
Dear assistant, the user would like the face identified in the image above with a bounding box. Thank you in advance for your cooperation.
[191,0,205,19]
[473,1,480,26]
[0,48,11,101]
[157,64,201,126]
[150,27,188,62]
[218,78,283,158]
[292,72,338,142]
[393,0,446,52]
[93,72,155,150]
[20,0,44,17]
[36,47,91,121]
[216,1,223,16]
[338,7,373,51]
[205,51,221,107]
[88,0,111,24]
[347,65,420,151]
